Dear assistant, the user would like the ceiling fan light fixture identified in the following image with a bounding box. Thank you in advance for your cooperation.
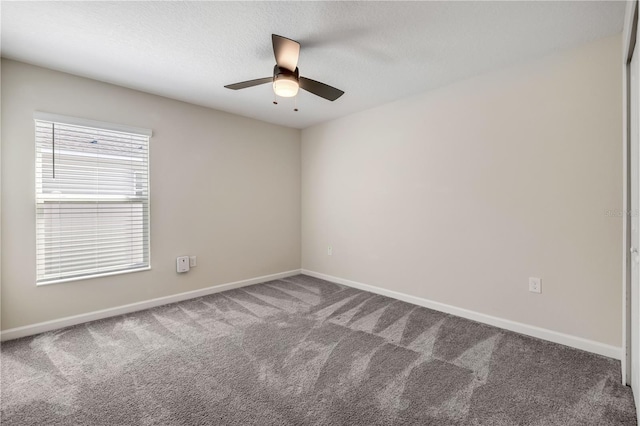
[273,74,299,97]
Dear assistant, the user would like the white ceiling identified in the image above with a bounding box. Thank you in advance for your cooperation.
[1,1,626,129]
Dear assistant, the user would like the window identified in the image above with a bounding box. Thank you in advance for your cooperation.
[34,113,151,285]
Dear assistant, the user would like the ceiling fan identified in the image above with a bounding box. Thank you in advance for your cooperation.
[224,34,345,107]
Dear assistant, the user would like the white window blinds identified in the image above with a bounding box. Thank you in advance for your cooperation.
[35,113,151,285]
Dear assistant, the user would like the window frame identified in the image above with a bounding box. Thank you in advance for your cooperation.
[33,112,152,286]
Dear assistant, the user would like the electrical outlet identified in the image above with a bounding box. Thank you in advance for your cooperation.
[327,245,333,256]
[189,256,197,267]
[529,277,541,294]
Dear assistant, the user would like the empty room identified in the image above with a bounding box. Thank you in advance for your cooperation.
[1,1,639,424]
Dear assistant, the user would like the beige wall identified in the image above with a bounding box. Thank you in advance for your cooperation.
[1,59,301,330]
[302,35,623,346]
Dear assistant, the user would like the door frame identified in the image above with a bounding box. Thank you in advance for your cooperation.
[623,0,638,388]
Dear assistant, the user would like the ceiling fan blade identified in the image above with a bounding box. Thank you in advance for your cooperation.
[299,77,344,101]
[224,77,272,90]
[272,34,300,72]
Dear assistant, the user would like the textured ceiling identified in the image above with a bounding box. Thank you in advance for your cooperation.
[1,1,626,129]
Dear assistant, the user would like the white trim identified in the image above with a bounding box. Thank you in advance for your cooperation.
[622,50,630,385]
[0,269,301,342]
[302,269,622,360]
[33,111,152,137]
[622,0,638,388]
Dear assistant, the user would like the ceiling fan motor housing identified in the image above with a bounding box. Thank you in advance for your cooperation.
[273,65,299,81]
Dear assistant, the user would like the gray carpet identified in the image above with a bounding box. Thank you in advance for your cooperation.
[1,274,636,425]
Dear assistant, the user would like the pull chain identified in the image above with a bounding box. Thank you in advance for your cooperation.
[273,91,278,105]
[294,93,299,112]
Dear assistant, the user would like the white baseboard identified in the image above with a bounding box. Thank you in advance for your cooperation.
[3,267,622,361]
[302,269,622,360]
[0,269,302,342]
